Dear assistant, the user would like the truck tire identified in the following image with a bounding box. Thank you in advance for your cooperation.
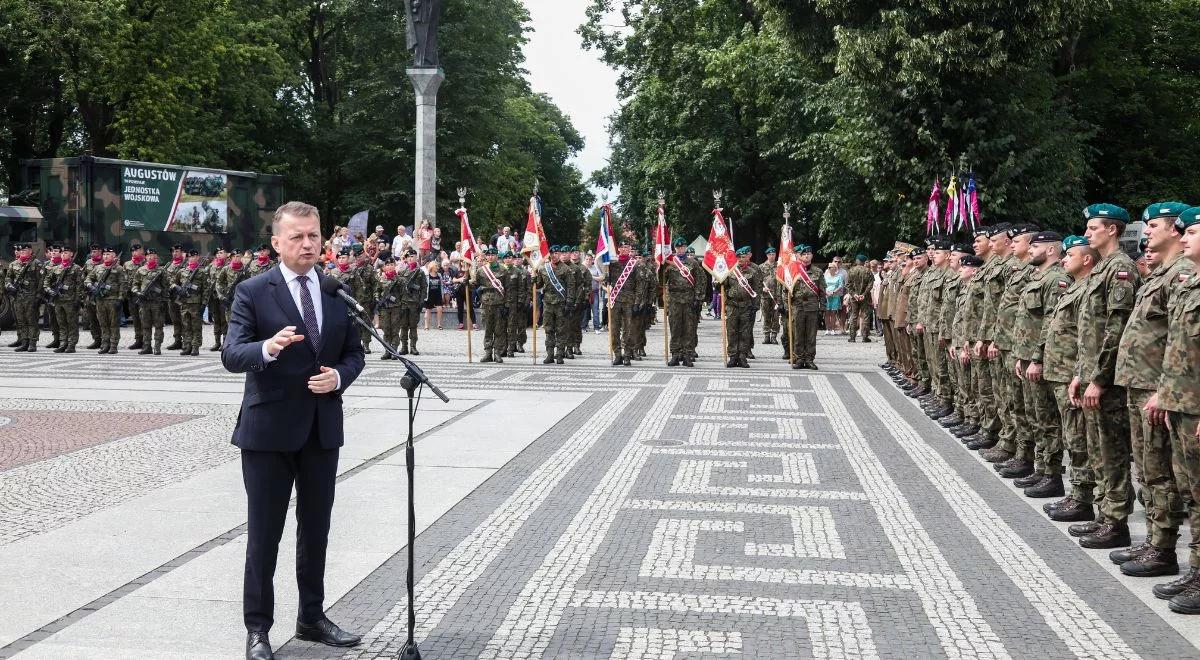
[0,297,12,329]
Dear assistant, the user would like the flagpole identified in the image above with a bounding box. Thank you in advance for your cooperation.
[663,279,670,365]
[721,285,728,363]
[465,298,473,362]
[532,279,539,364]
[608,285,615,362]
[788,293,795,366]
[657,191,669,365]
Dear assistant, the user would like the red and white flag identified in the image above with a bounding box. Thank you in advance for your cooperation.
[653,204,671,266]
[775,223,802,291]
[456,206,481,261]
[702,207,737,283]
[521,194,549,269]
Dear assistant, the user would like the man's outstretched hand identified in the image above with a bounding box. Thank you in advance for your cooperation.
[266,325,305,357]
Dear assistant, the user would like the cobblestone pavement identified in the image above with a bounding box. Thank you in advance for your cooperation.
[1,316,1198,658]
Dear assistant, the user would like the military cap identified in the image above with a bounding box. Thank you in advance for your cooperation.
[256,243,270,252]
[960,255,984,268]
[1031,230,1063,244]
[1083,203,1130,223]
[928,238,952,250]
[1143,202,1190,222]
[1178,207,1200,229]
[549,245,560,252]
[210,249,219,257]
[687,247,696,254]
[765,247,777,254]
[339,246,352,256]
[796,244,813,254]
[89,243,101,251]
[986,222,1012,237]
[951,243,974,254]
[1062,235,1089,251]
[973,226,991,237]
[735,246,751,256]
[12,243,27,250]
[102,246,116,253]
[171,244,184,251]
[855,253,867,262]
[1138,237,1149,255]
[673,237,687,248]
[1006,223,1039,238]
[61,244,75,252]
[129,242,142,250]
[187,249,199,257]
[910,248,925,256]
[145,247,157,255]
[485,246,497,255]
[48,243,61,251]
[499,251,511,258]
[351,244,364,255]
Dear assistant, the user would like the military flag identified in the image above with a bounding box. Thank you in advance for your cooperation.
[926,178,941,235]
[966,173,980,231]
[456,206,481,261]
[775,222,802,291]
[522,193,549,269]
[702,206,736,283]
[944,175,961,233]
[595,203,617,267]
[653,200,671,266]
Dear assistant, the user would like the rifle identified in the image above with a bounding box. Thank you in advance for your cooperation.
[135,267,165,303]
[88,264,116,301]
[4,260,32,295]
[222,269,247,307]
[378,275,401,308]
[171,267,200,302]
[42,266,70,304]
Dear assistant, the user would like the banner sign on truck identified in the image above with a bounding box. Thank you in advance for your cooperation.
[121,165,229,233]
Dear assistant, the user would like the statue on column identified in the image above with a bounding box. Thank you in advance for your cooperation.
[405,0,445,69]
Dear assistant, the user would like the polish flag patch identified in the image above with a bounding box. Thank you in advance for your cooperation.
[1116,271,1129,280]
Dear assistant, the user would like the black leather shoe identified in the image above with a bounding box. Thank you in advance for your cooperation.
[1169,587,1200,614]
[1122,547,1178,577]
[667,356,679,367]
[1043,496,1073,514]
[247,631,274,660]
[1013,472,1044,489]
[1155,566,1199,600]
[1024,474,1064,498]
[1050,503,1095,524]
[1080,521,1130,549]
[543,356,555,364]
[1109,542,1151,565]
[999,459,1035,479]
[295,617,361,647]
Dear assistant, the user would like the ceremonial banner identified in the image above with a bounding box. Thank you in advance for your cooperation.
[595,203,616,267]
[521,194,549,269]
[701,208,736,283]
[775,223,802,291]
[457,207,482,261]
[653,204,671,266]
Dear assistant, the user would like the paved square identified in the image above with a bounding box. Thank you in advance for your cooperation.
[1,318,1197,658]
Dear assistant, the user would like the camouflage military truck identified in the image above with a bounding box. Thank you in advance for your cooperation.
[16,156,284,263]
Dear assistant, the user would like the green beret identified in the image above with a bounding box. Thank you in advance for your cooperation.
[1083,203,1130,223]
[1137,237,1148,255]
[498,251,511,258]
[1178,207,1200,230]
[1062,235,1089,251]
[352,245,365,255]
[735,246,751,256]
[855,253,866,262]
[796,244,812,254]
[1142,202,1190,222]
[765,247,777,254]
[485,247,497,255]
[673,238,687,248]
[1031,231,1063,244]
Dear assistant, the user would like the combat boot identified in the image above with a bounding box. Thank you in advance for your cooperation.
[1044,496,1073,513]
[979,447,1012,463]
[747,349,755,359]
[1109,542,1151,565]
[622,356,631,366]
[1024,474,1064,498]
[1013,472,1045,488]
[1124,547,1180,577]
[1155,566,1200,600]
[1050,501,1095,523]
[381,352,393,361]
[65,344,76,353]
[515,344,525,353]
[792,360,804,370]
[13,339,28,352]
[46,338,60,349]
[398,342,409,356]
[1080,519,1130,549]
[7,339,23,347]
[682,356,694,367]
[543,355,555,364]
[180,345,191,356]
[807,362,819,370]
[565,346,575,359]
[54,344,67,354]
[667,356,680,367]
[555,354,564,365]
[165,339,182,351]
[410,342,420,356]
[139,346,153,355]
[928,404,953,420]
[86,339,101,349]
[114,345,124,355]
[27,339,38,352]
[726,357,738,368]
[939,412,963,427]
[128,339,144,350]
[153,343,162,355]
[209,337,221,351]
[999,459,1035,479]
[494,351,504,364]
[952,424,978,438]
[612,355,623,366]
[848,336,856,343]
[738,357,750,368]
[862,336,872,343]
[574,345,582,355]
[1170,586,1200,615]
[481,351,494,363]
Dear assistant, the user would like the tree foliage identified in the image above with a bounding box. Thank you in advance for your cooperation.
[0,0,593,236]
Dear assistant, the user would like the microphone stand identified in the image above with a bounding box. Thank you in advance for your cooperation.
[344,308,448,660]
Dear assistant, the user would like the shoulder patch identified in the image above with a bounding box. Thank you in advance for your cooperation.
[1116,271,1129,280]
[1058,281,1068,288]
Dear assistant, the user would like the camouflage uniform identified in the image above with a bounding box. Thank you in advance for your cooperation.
[1013,263,1071,475]
[375,270,404,355]
[845,263,874,340]
[1043,278,1093,504]
[993,257,1036,460]
[174,264,208,355]
[82,255,103,348]
[723,263,762,367]
[42,257,61,347]
[900,266,925,379]
[965,254,1000,440]
[758,259,780,343]
[1115,254,1193,549]
[918,264,951,406]
[48,258,84,351]
[572,258,590,353]
[664,253,705,363]
[133,263,170,353]
[7,257,43,350]
[506,263,531,355]
[218,263,251,328]
[471,260,507,362]
[978,253,1015,448]
[203,259,227,350]
[948,270,977,426]
[123,257,145,348]
[938,267,965,417]
[353,259,376,352]
[634,258,657,356]
[787,266,825,367]
[164,258,186,348]
[1076,250,1141,524]
[537,259,574,362]
[85,260,125,352]
[606,257,644,364]
[1158,270,1200,566]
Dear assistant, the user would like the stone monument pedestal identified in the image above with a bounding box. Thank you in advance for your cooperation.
[408,67,445,228]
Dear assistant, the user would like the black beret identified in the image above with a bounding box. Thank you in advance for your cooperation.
[145,248,158,255]
[130,243,142,250]
[171,244,184,251]
[987,223,1012,237]
[960,255,984,267]
[1031,230,1064,244]
[951,243,974,254]
[187,249,199,256]
[1007,224,1039,239]
[928,238,953,250]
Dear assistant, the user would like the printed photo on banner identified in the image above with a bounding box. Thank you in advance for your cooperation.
[121,165,229,234]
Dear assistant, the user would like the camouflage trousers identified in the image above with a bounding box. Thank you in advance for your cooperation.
[609,302,637,358]
[950,350,977,424]
[207,297,226,338]
[1053,382,1094,503]
[974,352,1000,438]
[1168,412,1200,566]
[1021,372,1061,474]
[895,327,913,376]
[84,301,100,343]
[994,351,1033,457]
[45,301,59,340]
[881,320,897,363]
[1084,385,1133,523]
[846,297,871,339]
[506,303,525,350]
[141,301,165,348]
[180,303,204,350]
[789,310,820,364]
[760,300,780,336]
[96,299,121,348]
[541,303,568,357]
[128,297,143,342]
[168,301,183,342]
[481,303,505,353]
[1128,388,1183,549]
[913,329,929,385]
[378,306,402,350]
[725,304,755,360]
[399,303,422,347]
[13,296,40,343]
[924,333,952,404]
[667,299,694,357]
[53,301,80,348]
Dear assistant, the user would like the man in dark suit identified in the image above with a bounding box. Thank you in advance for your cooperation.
[222,201,366,660]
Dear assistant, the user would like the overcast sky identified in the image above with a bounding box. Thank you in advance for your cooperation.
[521,0,620,201]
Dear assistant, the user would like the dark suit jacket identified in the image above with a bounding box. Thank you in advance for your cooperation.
[222,265,366,451]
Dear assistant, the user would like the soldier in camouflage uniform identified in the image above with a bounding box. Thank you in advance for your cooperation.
[722,247,762,368]
[933,244,967,427]
[133,248,169,355]
[471,248,506,362]
[1108,203,1194,577]
[916,239,953,416]
[569,248,589,357]
[941,252,982,436]
[500,252,522,357]
[123,243,146,350]
[633,249,656,359]
[80,245,104,349]
[247,244,274,279]
[984,224,1039,474]
[399,252,428,355]
[205,248,229,351]
[897,250,927,389]
[1066,204,1142,550]
[507,252,531,355]
[353,246,376,353]
[7,243,44,352]
[217,250,250,340]
[606,243,643,366]
[173,250,208,356]
[163,245,186,351]
[85,246,125,354]
[788,245,826,370]
[665,238,705,367]
[537,246,573,364]
[758,248,780,344]
[1148,207,1200,612]
[959,228,1001,448]
[43,244,63,349]
[1011,232,1072,498]
[376,259,403,360]
[972,223,1015,452]
[845,254,874,342]
[48,245,84,353]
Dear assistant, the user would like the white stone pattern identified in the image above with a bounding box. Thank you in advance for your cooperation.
[847,374,1140,660]
[811,376,1010,658]
[669,457,865,501]
[571,590,880,660]
[478,377,689,659]
[344,388,642,659]
[609,626,743,659]
[698,393,799,413]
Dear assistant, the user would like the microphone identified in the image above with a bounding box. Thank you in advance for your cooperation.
[320,276,366,314]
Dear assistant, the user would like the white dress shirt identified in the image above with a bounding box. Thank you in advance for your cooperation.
[262,263,341,388]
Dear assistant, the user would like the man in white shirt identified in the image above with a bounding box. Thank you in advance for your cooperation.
[392,225,412,257]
